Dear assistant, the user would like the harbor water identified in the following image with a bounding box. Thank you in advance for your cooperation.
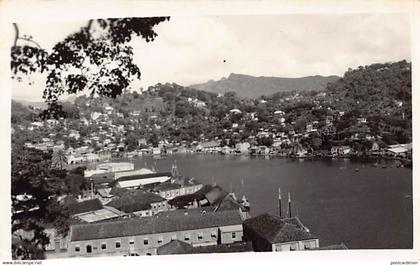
[125,154,412,249]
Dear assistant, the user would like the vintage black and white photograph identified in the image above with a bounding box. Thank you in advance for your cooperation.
[3,1,417,263]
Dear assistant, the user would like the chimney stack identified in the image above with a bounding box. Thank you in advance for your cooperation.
[278,187,282,218]
[288,192,292,218]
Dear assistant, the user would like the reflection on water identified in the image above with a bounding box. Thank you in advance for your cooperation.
[119,154,412,249]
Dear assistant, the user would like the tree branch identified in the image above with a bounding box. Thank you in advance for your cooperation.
[17,37,42,49]
[13,23,19,47]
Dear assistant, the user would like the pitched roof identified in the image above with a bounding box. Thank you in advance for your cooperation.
[66,199,103,216]
[213,195,245,212]
[205,186,228,205]
[190,241,253,254]
[169,193,201,208]
[243,214,318,244]
[157,240,193,255]
[70,209,243,242]
[106,190,166,213]
[157,241,253,255]
[116,172,172,183]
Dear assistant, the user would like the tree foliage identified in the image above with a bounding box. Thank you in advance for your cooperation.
[11,145,69,259]
[11,17,170,115]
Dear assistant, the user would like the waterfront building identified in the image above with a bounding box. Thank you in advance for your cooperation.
[243,214,319,252]
[330,145,352,156]
[114,168,155,179]
[114,172,172,189]
[197,141,221,153]
[84,162,135,177]
[385,143,412,157]
[152,147,161,156]
[67,209,244,257]
[235,142,250,154]
[153,178,203,200]
[168,185,250,219]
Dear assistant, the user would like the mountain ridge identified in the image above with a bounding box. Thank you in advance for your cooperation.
[189,73,340,98]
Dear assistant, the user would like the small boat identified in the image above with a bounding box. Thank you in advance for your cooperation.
[355,168,359,172]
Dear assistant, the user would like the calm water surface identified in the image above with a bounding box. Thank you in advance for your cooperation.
[125,154,412,249]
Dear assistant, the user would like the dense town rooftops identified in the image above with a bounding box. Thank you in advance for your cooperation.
[70,209,243,242]
[243,214,318,244]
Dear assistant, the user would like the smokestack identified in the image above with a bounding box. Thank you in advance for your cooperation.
[278,187,282,218]
[288,192,292,218]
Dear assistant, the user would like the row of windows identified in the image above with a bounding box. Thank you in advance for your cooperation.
[162,186,201,198]
[151,202,167,209]
[74,231,226,253]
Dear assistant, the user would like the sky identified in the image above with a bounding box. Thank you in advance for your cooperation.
[12,14,411,101]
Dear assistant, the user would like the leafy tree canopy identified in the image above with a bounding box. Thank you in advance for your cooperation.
[11,17,170,116]
[12,145,69,259]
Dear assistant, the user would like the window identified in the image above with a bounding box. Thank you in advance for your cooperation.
[86,245,92,253]
[232,232,236,239]
[115,241,121,248]
[143,239,149,245]
[290,244,296,251]
[198,232,203,240]
[157,236,163,244]
[101,243,107,250]
[211,231,217,239]
[129,239,135,245]
[75,246,80,252]
[184,233,190,241]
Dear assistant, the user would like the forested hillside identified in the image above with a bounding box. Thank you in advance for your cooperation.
[326,60,411,144]
[189,73,339,99]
